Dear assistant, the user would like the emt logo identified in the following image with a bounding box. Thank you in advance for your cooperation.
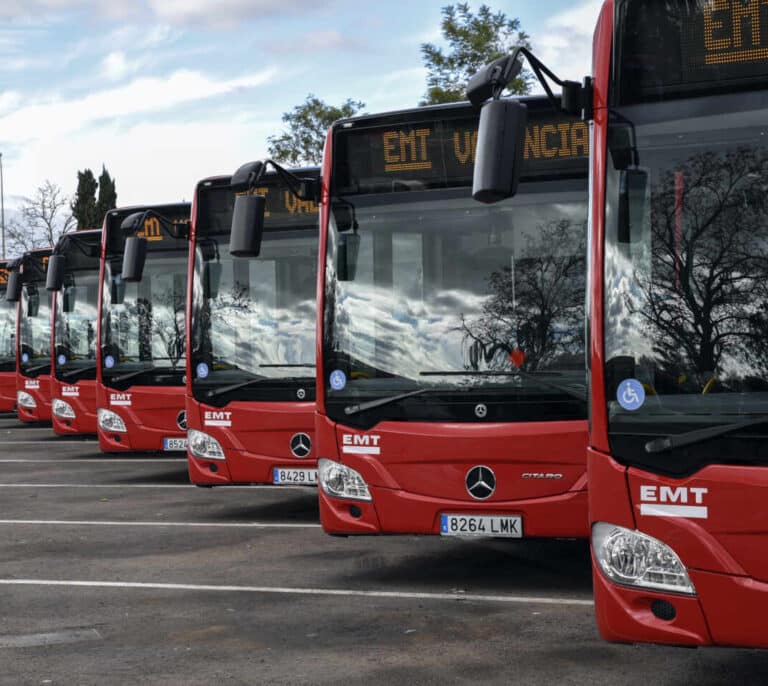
[639,485,709,519]
[204,410,232,427]
[110,393,132,406]
[341,434,381,455]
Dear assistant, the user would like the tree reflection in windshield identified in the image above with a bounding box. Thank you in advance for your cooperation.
[459,219,586,372]
[624,147,768,393]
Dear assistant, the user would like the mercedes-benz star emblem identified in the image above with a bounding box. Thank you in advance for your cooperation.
[465,465,496,500]
[474,403,488,419]
[176,411,187,431]
[297,388,306,400]
[290,433,312,458]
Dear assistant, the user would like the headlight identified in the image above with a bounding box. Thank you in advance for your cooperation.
[318,458,372,501]
[188,429,225,460]
[17,391,36,409]
[97,408,127,433]
[52,398,76,419]
[592,522,695,595]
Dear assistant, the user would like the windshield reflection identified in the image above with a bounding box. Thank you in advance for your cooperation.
[101,253,187,376]
[324,185,588,416]
[54,271,98,375]
[20,283,51,374]
[604,97,768,433]
[191,229,317,398]
[0,293,15,368]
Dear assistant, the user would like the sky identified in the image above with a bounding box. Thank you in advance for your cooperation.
[0,0,601,214]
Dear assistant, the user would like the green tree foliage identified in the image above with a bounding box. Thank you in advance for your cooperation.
[267,95,365,166]
[96,165,117,224]
[420,3,532,105]
[71,169,99,230]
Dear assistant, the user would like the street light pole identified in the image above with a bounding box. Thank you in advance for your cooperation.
[0,152,5,259]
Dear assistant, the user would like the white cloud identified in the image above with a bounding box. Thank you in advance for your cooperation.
[0,92,21,115]
[100,51,133,80]
[0,67,276,143]
[147,0,319,25]
[532,0,602,88]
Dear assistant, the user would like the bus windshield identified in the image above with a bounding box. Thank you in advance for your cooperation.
[101,207,190,387]
[0,289,16,371]
[323,107,588,426]
[190,176,319,405]
[20,280,52,376]
[604,1,768,475]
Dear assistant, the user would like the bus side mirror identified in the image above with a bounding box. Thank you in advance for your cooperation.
[122,236,148,282]
[472,99,528,204]
[618,169,649,244]
[337,233,360,282]
[46,254,65,291]
[230,194,265,258]
[6,271,22,302]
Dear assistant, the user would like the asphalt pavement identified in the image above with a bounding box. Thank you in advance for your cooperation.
[0,415,764,685]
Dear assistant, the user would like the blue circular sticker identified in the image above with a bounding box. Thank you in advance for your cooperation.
[105,355,115,369]
[21,353,29,363]
[57,354,67,366]
[617,379,645,411]
[196,362,209,379]
[330,369,347,391]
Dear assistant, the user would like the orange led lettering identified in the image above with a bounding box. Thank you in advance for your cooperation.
[524,121,589,161]
[284,191,317,216]
[540,124,559,158]
[383,128,433,172]
[453,130,478,165]
[703,0,768,65]
[571,122,589,156]
[139,217,162,241]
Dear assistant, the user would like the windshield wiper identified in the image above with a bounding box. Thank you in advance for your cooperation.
[22,363,50,374]
[344,388,454,416]
[645,415,768,454]
[60,363,97,380]
[259,363,315,368]
[205,375,314,399]
[108,366,161,383]
[419,370,587,403]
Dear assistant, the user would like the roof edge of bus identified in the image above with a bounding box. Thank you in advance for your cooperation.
[195,165,322,191]
[331,95,558,130]
[106,201,191,216]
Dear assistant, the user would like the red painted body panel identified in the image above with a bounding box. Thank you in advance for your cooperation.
[50,377,97,435]
[186,399,316,484]
[16,372,51,422]
[0,372,16,412]
[96,383,185,452]
[588,0,768,648]
[317,413,589,536]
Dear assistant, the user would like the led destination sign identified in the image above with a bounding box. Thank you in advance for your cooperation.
[198,171,320,237]
[617,0,768,104]
[333,108,589,196]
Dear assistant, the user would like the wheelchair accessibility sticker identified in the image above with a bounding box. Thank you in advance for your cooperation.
[617,379,645,411]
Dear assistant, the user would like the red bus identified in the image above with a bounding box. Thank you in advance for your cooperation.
[186,165,320,485]
[0,261,17,412]
[470,0,768,649]
[97,204,191,452]
[12,248,53,422]
[315,100,590,537]
[47,229,103,435]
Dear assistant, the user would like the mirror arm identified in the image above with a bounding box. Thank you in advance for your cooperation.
[260,160,320,203]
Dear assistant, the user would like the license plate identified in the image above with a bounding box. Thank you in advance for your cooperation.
[440,514,522,538]
[273,468,318,485]
[163,438,188,452]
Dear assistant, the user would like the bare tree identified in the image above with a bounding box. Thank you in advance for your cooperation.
[7,180,75,256]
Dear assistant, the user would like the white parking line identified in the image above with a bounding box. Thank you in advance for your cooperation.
[0,483,309,490]
[0,628,101,649]
[0,519,320,528]
[0,578,594,606]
